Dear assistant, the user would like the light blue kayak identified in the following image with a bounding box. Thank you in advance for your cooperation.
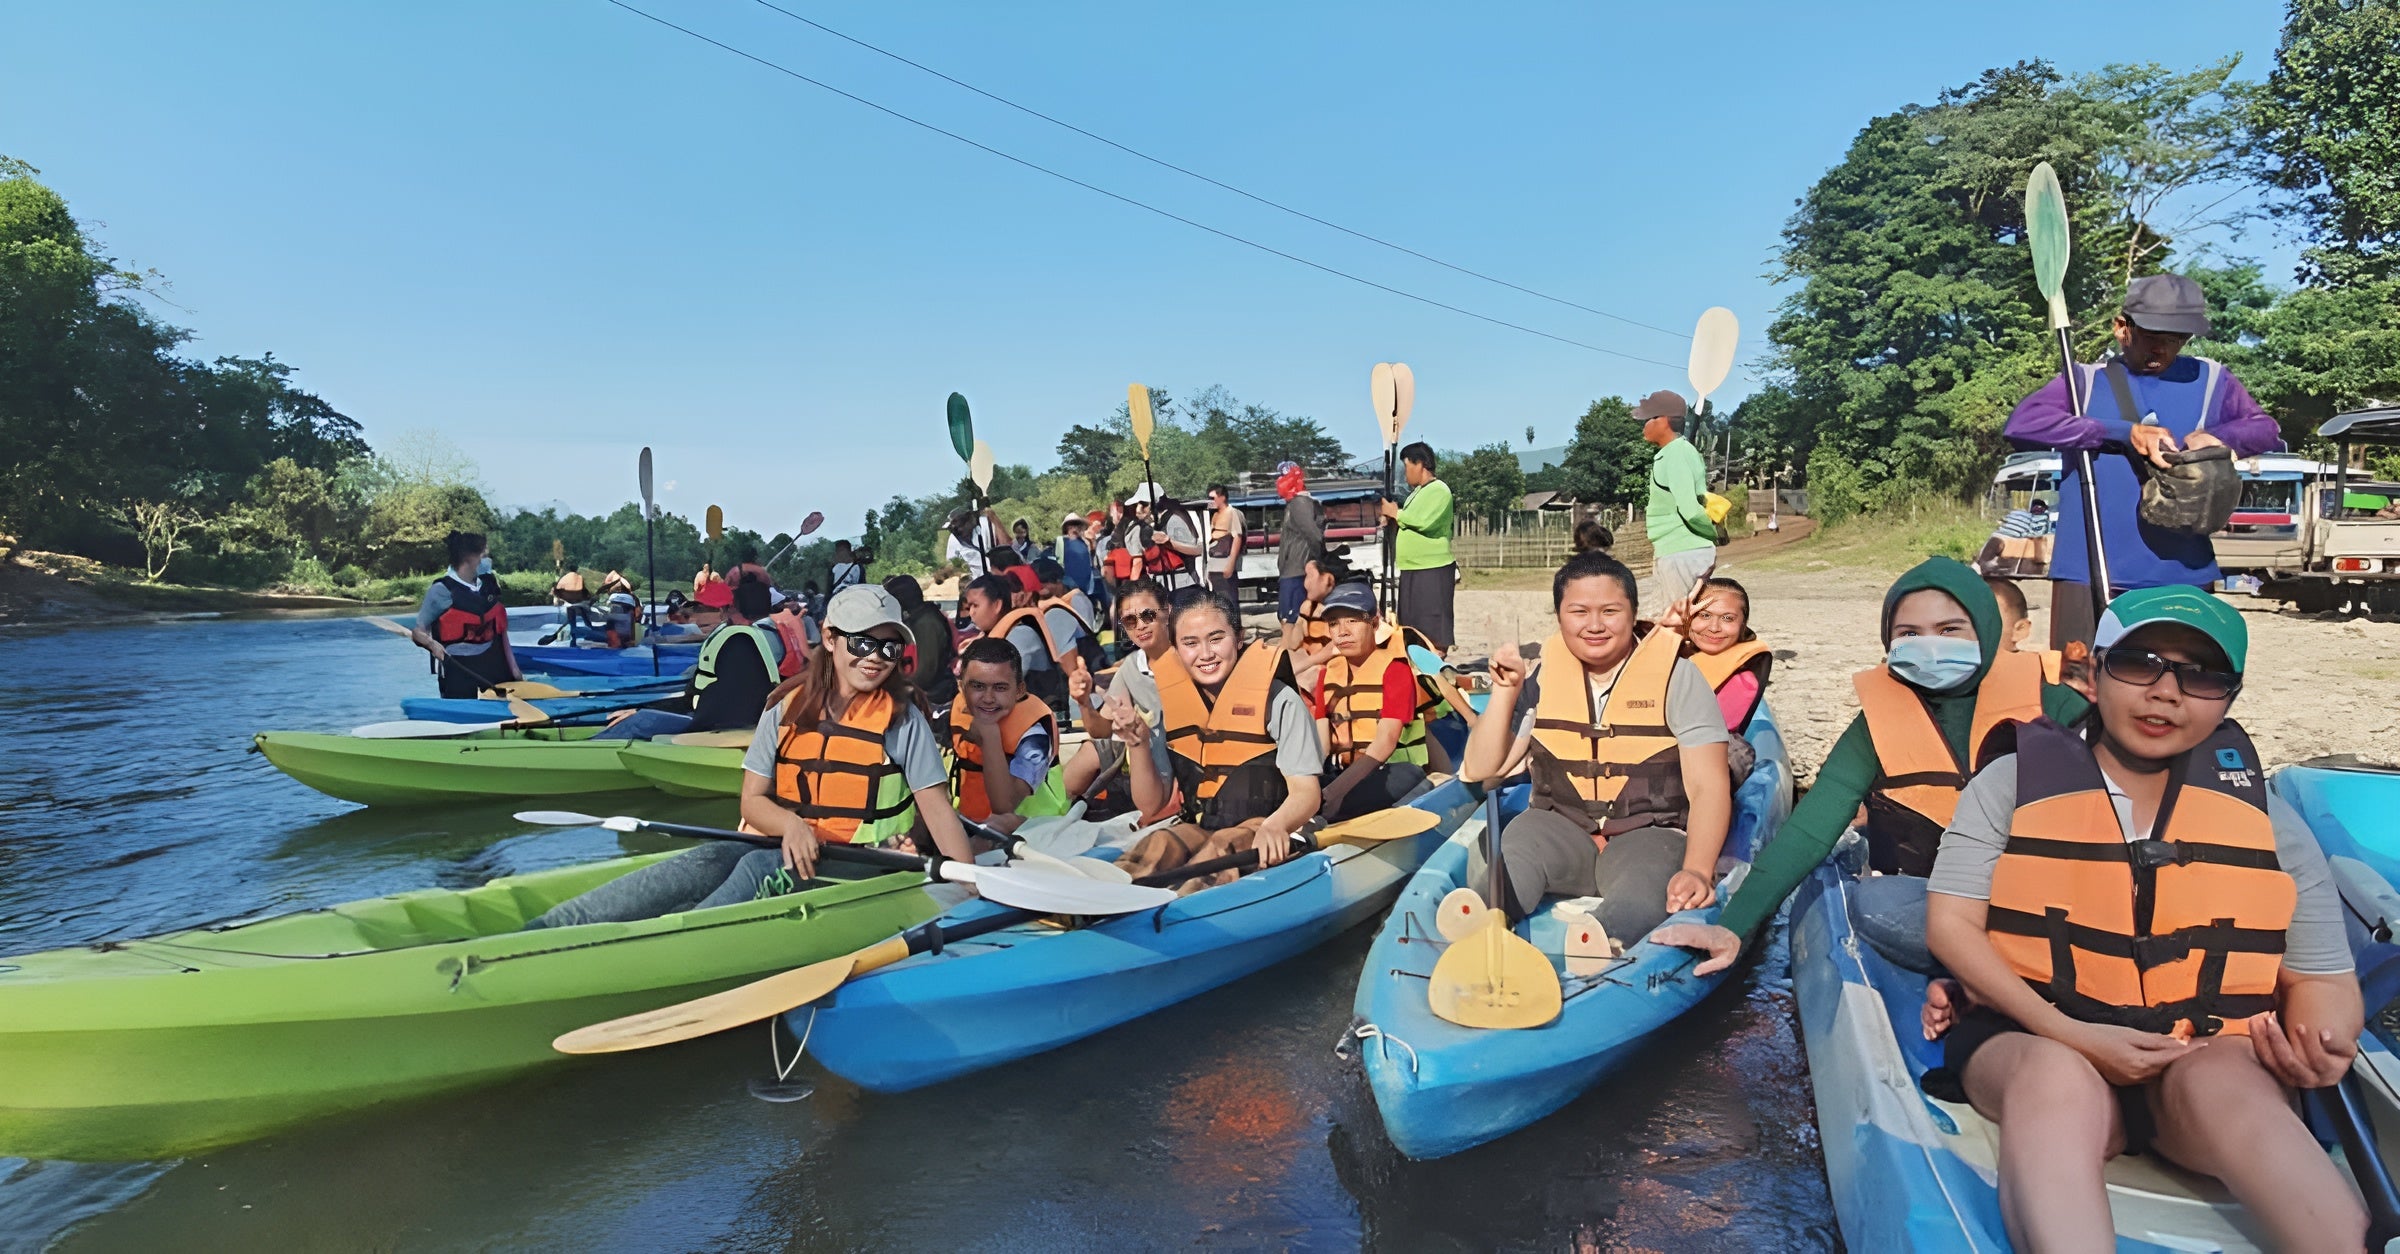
[1351,703,1793,1159]
[1792,760,2400,1252]
[511,642,697,679]
[400,683,683,724]
[795,778,1482,1092]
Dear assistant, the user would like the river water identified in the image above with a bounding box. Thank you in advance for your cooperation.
[0,613,1836,1251]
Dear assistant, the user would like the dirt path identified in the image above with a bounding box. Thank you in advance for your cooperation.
[1454,556,2400,784]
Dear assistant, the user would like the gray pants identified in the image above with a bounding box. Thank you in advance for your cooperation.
[523,842,784,930]
[1496,806,1688,941]
[1851,873,1938,974]
[1647,545,1717,611]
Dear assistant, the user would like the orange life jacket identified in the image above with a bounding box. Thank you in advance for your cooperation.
[1142,523,1190,576]
[1853,649,2045,876]
[1157,642,1292,827]
[768,610,812,680]
[1321,636,1429,769]
[433,574,508,647]
[2035,648,2065,685]
[1685,637,1773,733]
[1986,717,2292,1039]
[1525,625,1688,837]
[1106,543,1136,580]
[771,689,916,845]
[1294,603,1332,657]
[947,694,1056,821]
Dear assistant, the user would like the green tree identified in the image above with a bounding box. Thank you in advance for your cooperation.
[2251,0,2400,284]
[1053,423,1122,488]
[1557,397,1647,506]
[1441,444,1527,525]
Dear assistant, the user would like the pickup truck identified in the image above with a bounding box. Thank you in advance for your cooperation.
[2249,406,2400,613]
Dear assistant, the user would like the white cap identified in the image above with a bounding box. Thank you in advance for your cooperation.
[822,584,914,647]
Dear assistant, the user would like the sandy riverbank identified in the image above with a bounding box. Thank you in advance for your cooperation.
[1453,558,2400,783]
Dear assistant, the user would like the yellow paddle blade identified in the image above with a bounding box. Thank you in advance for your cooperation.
[506,697,551,726]
[554,933,913,1055]
[493,680,568,699]
[1319,806,1443,845]
[1428,911,1563,1029]
[1128,382,1155,457]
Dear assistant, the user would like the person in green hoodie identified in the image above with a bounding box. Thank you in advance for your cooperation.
[1654,557,2089,976]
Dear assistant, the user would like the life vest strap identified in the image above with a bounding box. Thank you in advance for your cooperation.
[1881,769,1968,790]
[1987,904,2288,967]
[1530,717,1673,740]
[1552,758,1681,781]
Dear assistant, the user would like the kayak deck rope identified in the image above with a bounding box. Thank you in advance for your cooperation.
[771,1004,819,1084]
[1334,1021,1418,1075]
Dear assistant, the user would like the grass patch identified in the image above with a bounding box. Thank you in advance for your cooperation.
[1743,500,1992,575]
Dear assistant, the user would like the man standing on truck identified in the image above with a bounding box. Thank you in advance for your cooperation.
[2003,274,2283,649]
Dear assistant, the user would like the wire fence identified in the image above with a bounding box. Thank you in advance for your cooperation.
[1450,511,1655,572]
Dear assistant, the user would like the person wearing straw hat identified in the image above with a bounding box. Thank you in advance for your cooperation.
[1641,390,1718,610]
[2003,274,2282,651]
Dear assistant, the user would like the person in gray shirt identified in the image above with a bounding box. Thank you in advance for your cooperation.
[1922,587,2363,1253]
[1461,550,1733,941]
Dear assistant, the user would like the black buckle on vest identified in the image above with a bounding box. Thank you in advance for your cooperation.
[2131,933,2193,967]
[2127,839,2186,871]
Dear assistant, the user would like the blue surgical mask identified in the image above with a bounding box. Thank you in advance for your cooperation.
[1886,635,1981,692]
[477,556,494,576]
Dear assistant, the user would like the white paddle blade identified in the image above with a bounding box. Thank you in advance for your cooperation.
[349,719,499,739]
[970,439,995,493]
[514,810,607,827]
[1390,363,1416,440]
[938,861,1173,914]
[1370,363,1398,443]
[1688,307,1739,405]
[638,447,654,510]
[1009,845,1135,885]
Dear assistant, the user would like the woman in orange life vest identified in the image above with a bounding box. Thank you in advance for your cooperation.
[525,585,978,930]
[1111,591,1326,888]
[1924,587,2362,1252]
[1657,558,2088,979]
[1462,550,1733,942]
[409,531,523,699]
[1061,578,1176,816]
[947,636,1059,834]
[1311,582,1437,821]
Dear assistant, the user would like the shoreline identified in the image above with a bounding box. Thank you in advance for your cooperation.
[0,552,412,626]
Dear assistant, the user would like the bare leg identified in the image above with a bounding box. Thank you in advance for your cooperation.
[1960,1033,2124,1253]
[2148,1036,2367,1254]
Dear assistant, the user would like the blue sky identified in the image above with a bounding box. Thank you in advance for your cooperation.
[4,2,2292,538]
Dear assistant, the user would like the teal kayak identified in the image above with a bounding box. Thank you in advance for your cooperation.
[1351,703,1793,1158]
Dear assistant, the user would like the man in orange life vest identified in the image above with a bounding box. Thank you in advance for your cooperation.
[947,637,1060,832]
[410,530,523,698]
[1924,586,2361,1251]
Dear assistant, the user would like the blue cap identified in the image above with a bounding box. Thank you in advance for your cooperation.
[1322,582,1377,618]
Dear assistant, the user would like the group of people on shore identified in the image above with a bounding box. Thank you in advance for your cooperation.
[406,273,2367,1247]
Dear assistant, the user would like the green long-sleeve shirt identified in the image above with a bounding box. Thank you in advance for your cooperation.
[1645,438,1715,556]
[1394,477,1454,570]
[1716,680,2090,939]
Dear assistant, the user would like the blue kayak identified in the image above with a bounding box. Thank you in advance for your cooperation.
[400,683,683,724]
[511,643,697,679]
[1351,703,1793,1159]
[1792,760,2400,1252]
[796,778,1482,1092]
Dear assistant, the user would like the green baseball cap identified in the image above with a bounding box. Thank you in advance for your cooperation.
[2094,586,2247,673]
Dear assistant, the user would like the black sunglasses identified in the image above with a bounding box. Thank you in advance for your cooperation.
[1120,607,1161,627]
[2099,646,2240,700]
[839,633,909,661]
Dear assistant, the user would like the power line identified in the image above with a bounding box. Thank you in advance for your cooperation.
[600,0,1686,371]
[748,0,1691,342]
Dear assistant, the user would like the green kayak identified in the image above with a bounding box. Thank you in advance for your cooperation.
[618,733,747,797]
[0,851,941,1160]
[253,727,646,806]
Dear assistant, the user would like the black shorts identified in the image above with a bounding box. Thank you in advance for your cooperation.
[1931,1006,2157,1155]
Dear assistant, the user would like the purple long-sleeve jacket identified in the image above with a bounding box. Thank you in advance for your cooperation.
[2003,355,2281,589]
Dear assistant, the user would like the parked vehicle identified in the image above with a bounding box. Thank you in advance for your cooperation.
[1225,474,1389,606]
